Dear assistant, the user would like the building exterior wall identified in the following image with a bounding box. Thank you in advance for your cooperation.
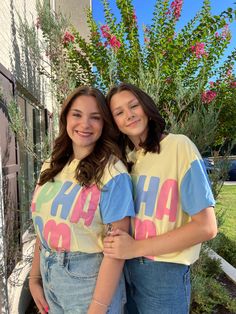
[53,0,91,40]
[0,0,39,78]
[0,0,13,73]
[0,2,52,314]
[0,0,55,111]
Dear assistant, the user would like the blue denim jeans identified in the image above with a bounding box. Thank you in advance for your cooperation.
[40,247,126,313]
[124,258,191,314]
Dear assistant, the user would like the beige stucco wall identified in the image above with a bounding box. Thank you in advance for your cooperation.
[0,0,53,109]
[0,0,37,72]
[53,0,91,40]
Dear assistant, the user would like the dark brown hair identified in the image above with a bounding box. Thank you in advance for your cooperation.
[106,82,166,158]
[39,86,123,187]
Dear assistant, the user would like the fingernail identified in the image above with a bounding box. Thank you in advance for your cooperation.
[45,306,49,312]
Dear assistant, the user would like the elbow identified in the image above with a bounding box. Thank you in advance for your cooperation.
[201,208,218,241]
[204,224,218,241]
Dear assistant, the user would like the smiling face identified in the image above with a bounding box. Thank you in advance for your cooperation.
[110,90,149,149]
[66,95,104,159]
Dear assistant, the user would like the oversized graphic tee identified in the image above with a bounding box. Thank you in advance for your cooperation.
[31,158,134,252]
[129,134,215,265]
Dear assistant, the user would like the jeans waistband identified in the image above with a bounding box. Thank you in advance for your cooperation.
[40,243,103,267]
[130,257,190,268]
[131,256,152,264]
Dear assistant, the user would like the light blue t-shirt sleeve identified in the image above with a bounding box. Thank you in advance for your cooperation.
[100,173,135,224]
[180,159,215,216]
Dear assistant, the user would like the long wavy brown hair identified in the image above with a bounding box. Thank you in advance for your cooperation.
[106,82,166,162]
[39,86,123,187]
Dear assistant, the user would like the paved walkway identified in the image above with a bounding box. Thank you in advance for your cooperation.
[224,181,236,185]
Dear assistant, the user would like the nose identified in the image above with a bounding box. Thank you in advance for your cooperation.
[80,116,90,127]
[125,108,135,120]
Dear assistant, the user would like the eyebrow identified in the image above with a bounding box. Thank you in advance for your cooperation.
[111,98,139,111]
[70,109,101,115]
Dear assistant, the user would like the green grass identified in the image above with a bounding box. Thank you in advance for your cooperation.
[215,185,236,242]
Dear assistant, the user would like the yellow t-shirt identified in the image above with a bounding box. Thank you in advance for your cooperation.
[31,158,134,252]
[129,134,215,265]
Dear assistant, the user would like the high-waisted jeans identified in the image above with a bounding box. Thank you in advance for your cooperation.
[40,246,126,313]
[124,258,191,314]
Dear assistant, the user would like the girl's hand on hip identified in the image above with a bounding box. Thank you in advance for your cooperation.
[103,229,136,259]
[29,279,49,314]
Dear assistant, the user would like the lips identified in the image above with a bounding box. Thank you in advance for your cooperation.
[126,119,140,127]
[75,130,93,137]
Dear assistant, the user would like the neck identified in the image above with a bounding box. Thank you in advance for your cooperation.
[129,134,147,150]
[72,145,94,160]
[130,133,166,150]
[128,137,142,150]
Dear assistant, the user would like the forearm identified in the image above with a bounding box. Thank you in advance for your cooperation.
[133,209,217,258]
[88,217,129,313]
[29,236,49,313]
[30,236,41,277]
[88,257,124,314]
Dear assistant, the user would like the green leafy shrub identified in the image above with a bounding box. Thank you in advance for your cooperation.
[191,247,236,313]
[211,232,236,268]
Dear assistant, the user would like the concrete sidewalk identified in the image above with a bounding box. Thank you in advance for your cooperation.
[224,181,236,185]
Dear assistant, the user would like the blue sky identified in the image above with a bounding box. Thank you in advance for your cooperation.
[92,0,236,67]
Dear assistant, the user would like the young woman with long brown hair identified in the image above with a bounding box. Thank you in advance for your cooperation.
[29,86,134,314]
[104,82,217,314]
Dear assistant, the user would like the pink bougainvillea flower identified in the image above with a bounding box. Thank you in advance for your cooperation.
[191,42,207,59]
[100,25,111,39]
[222,24,230,40]
[165,9,171,15]
[63,31,75,44]
[109,36,121,50]
[209,81,215,88]
[99,25,122,50]
[215,25,230,41]
[132,10,137,23]
[230,81,236,88]
[226,68,232,77]
[170,0,183,21]
[201,90,217,104]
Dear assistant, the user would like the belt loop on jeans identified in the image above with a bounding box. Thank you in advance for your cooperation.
[138,257,145,264]
[58,250,66,267]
